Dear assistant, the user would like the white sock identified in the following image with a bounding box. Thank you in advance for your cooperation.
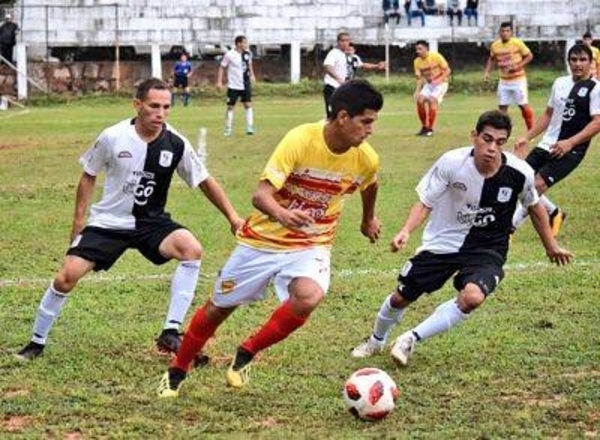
[164,260,201,330]
[245,107,254,127]
[32,284,68,345]
[540,195,557,215]
[512,201,529,230]
[225,109,234,130]
[372,294,405,343]
[412,298,469,341]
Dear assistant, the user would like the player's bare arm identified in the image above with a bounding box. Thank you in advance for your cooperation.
[390,201,431,252]
[252,180,314,230]
[514,106,553,158]
[216,65,225,91]
[511,51,533,73]
[528,203,573,266]
[483,55,495,81]
[198,176,245,234]
[70,172,96,242]
[550,114,600,158]
[359,181,381,243]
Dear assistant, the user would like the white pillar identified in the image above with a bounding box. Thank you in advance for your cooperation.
[16,43,27,100]
[429,40,439,53]
[290,41,301,84]
[151,44,162,79]
[565,38,576,74]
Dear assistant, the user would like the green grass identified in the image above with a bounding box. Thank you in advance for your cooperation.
[0,83,599,438]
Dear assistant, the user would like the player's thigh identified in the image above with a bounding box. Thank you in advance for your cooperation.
[397,251,458,301]
[536,150,584,189]
[66,226,130,271]
[241,88,252,103]
[453,252,505,296]
[273,247,331,303]
[55,255,96,290]
[226,89,241,106]
[514,80,529,105]
[497,83,514,106]
[135,217,193,264]
[212,245,278,308]
[430,83,448,104]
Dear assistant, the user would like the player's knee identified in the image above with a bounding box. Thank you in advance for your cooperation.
[180,243,203,261]
[288,278,324,314]
[53,271,78,293]
[456,285,485,313]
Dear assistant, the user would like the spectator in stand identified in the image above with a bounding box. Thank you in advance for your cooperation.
[446,0,463,26]
[404,0,426,27]
[383,0,401,25]
[464,0,479,26]
[582,32,600,80]
[0,13,18,65]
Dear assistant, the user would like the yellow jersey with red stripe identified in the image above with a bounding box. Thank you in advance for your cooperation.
[490,37,531,82]
[237,122,379,251]
[413,52,449,84]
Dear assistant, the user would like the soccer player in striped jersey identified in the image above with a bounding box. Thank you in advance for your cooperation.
[484,22,535,130]
[158,79,384,397]
[15,78,244,362]
[351,110,572,365]
[413,40,451,137]
[512,43,600,237]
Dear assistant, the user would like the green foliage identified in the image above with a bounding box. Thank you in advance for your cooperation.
[0,90,598,437]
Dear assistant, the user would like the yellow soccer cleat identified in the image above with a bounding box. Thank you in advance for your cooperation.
[157,368,187,398]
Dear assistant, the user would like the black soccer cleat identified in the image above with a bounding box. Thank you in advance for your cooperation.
[15,341,45,361]
[155,329,182,355]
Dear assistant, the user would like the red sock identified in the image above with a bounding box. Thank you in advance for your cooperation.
[428,107,437,129]
[521,105,534,130]
[241,301,308,355]
[416,102,427,127]
[170,305,217,372]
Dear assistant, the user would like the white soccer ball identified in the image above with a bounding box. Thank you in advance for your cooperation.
[342,367,400,421]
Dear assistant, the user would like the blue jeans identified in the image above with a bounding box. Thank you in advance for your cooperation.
[407,10,425,26]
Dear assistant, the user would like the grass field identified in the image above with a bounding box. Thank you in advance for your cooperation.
[0,83,599,438]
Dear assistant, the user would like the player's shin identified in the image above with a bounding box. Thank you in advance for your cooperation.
[31,284,68,344]
[372,293,405,343]
[165,260,201,331]
[411,298,469,341]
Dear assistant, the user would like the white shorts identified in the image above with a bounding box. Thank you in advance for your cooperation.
[212,244,331,308]
[497,79,528,106]
[419,82,448,103]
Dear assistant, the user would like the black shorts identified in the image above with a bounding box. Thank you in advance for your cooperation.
[173,75,188,89]
[397,250,505,301]
[226,87,252,106]
[66,216,186,271]
[525,147,585,189]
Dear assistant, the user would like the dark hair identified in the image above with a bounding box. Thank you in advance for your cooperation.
[583,31,593,39]
[235,35,246,45]
[568,43,593,62]
[329,79,384,120]
[499,21,513,30]
[415,40,429,49]
[337,32,350,41]
[475,110,512,137]
[136,78,169,100]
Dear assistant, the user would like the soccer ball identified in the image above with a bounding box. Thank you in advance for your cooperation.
[342,367,400,421]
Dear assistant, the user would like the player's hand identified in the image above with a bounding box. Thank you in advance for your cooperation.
[513,137,530,159]
[550,140,573,159]
[390,229,410,252]
[277,209,315,231]
[483,73,489,82]
[377,61,387,70]
[216,83,224,92]
[229,215,246,235]
[361,217,382,243]
[546,245,573,266]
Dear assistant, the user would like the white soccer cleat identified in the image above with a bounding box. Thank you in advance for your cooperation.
[390,331,416,366]
[351,336,385,358]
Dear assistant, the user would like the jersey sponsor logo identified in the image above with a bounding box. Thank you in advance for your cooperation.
[117,150,132,158]
[159,150,174,167]
[452,181,467,191]
[497,187,512,202]
[457,206,495,227]
[133,180,156,205]
[562,99,576,121]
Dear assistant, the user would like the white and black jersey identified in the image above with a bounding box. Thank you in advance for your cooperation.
[220,49,252,91]
[79,119,210,230]
[346,54,363,81]
[538,76,600,154]
[416,147,538,258]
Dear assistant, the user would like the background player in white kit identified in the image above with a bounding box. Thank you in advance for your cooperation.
[217,35,256,136]
[16,78,244,362]
[351,110,572,366]
[512,43,600,237]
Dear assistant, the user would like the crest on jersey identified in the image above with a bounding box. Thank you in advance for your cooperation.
[497,187,512,202]
[577,87,589,97]
[159,150,173,167]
